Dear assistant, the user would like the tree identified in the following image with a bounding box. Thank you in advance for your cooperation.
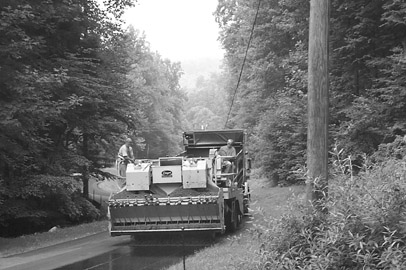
[185,73,228,130]
[0,0,137,235]
[330,0,406,160]
[215,0,310,183]
[124,27,186,158]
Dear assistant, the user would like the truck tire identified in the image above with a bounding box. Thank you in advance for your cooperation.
[236,203,242,227]
[225,199,239,232]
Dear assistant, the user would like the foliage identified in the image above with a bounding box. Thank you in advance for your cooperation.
[0,0,186,236]
[0,175,100,237]
[372,135,406,163]
[249,39,308,185]
[124,27,186,158]
[0,0,132,236]
[215,0,406,185]
[245,150,406,269]
[185,73,228,130]
[251,94,307,186]
[215,0,310,183]
[0,0,134,177]
[330,0,406,158]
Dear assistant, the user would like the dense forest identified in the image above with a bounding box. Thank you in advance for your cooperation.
[1,0,406,240]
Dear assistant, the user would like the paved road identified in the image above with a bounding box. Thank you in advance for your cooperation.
[55,240,204,270]
[0,231,209,270]
[0,232,129,270]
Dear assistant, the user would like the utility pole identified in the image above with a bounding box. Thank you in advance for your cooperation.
[306,0,330,206]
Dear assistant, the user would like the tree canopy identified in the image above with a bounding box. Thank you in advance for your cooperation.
[0,0,186,236]
[214,0,406,185]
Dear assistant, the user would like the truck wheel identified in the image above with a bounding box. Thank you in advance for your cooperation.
[236,204,242,227]
[225,200,238,232]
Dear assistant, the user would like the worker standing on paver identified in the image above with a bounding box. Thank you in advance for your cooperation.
[217,139,236,173]
[117,138,134,177]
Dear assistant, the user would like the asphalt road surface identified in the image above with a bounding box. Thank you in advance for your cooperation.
[1,231,129,270]
[0,231,209,270]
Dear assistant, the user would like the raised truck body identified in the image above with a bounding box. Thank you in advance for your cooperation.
[108,129,250,236]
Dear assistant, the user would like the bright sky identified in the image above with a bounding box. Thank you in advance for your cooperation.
[122,0,224,62]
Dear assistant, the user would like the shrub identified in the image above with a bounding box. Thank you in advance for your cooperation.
[0,175,100,236]
[247,154,406,269]
[250,94,307,186]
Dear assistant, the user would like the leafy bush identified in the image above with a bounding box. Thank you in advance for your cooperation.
[251,94,307,186]
[245,153,406,269]
[0,175,100,237]
[372,135,406,163]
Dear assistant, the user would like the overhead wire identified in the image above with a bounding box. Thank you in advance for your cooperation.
[224,0,262,128]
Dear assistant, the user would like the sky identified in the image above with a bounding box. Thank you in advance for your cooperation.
[122,0,224,62]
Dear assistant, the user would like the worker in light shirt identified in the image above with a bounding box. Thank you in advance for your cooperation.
[217,139,236,173]
[117,138,134,177]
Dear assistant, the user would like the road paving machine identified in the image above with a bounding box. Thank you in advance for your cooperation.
[107,129,251,236]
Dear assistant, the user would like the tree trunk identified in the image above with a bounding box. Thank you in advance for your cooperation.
[82,166,89,199]
[82,133,89,198]
[306,0,330,208]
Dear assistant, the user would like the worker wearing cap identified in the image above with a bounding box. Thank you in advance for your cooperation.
[117,138,134,177]
[217,139,236,173]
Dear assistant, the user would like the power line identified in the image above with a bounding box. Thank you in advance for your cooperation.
[224,0,262,128]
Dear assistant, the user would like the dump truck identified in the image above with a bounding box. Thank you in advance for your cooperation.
[107,129,251,236]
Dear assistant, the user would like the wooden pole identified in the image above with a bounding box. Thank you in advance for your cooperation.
[306,0,330,206]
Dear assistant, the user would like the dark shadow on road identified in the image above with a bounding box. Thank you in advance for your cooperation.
[55,232,215,270]
[54,245,204,270]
